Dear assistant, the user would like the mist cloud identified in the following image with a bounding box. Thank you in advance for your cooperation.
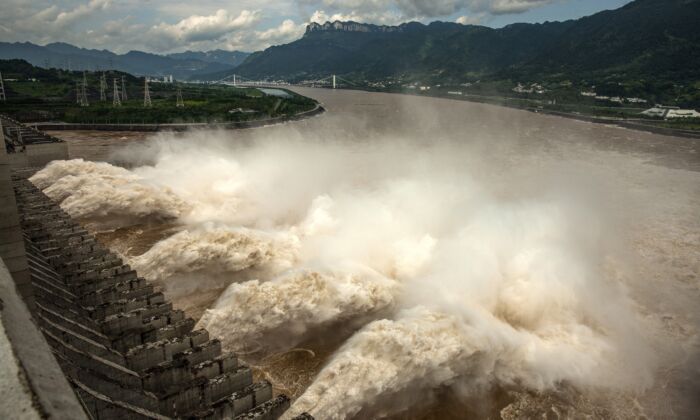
[32,114,656,418]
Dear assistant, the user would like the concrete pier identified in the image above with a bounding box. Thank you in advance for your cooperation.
[1,129,33,307]
[2,114,69,168]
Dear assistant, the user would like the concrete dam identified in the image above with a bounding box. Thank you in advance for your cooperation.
[0,115,310,419]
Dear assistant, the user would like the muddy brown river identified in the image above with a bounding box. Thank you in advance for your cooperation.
[42,88,699,419]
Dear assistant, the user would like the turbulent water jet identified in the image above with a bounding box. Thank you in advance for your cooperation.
[28,96,682,419]
[129,224,299,283]
[31,159,188,222]
[198,264,399,351]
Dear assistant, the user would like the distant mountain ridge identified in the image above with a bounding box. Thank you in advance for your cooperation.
[0,42,250,79]
[305,21,405,34]
[166,50,250,67]
[234,0,700,89]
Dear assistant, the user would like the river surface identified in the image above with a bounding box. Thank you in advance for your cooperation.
[43,88,699,419]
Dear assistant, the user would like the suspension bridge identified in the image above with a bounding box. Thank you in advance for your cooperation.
[215,73,360,89]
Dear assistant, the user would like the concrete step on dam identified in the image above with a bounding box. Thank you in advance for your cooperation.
[11,174,298,419]
[0,119,313,419]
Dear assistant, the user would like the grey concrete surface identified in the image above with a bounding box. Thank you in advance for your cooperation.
[0,258,88,420]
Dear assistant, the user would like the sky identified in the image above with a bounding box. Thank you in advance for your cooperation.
[0,0,633,54]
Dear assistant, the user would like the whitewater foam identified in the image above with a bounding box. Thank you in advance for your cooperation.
[31,129,659,419]
[129,224,299,283]
[31,159,187,221]
[198,264,399,351]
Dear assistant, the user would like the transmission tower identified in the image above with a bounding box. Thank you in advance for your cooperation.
[100,73,107,101]
[112,78,121,107]
[121,76,127,101]
[176,85,184,107]
[143,78,152,108]
[78,71,89,106]
[0,72,6,102]
[76,81,81,104]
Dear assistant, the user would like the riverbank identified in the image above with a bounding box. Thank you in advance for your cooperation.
[30,102,325,132]
[528,109,700,140]
[364,87,700,140]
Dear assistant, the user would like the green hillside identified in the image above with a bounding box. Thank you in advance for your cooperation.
[233,0,700,107]
[0,59,316,124]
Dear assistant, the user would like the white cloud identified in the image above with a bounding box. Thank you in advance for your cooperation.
[309,9,402,25]
[54,0,111,28]
[0,0,114,46]
[255,19,306,44]
[300,0,558,20]
[456,14,484,25]
[488,0,556,14]
[0,0,567,53]
[148,9,260,47]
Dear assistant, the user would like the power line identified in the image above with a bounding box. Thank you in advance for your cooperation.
[79,71,89,107]
[121,76,127,101]
[100,73,107,101]
[143,78,152,108]
[0,71,6,102]
[176,85,184,107]
[112,78,121,107]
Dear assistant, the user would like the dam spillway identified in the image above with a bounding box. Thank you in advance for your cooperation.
[11,173,291,419]
[4,86,698,419]
[1,117,311,419]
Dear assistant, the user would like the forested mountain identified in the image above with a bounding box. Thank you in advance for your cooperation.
[0,42,242,79]
[234,0,700,86]
[166,50,250,67]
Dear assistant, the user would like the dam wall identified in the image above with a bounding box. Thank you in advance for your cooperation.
[0,257,89,419]
[1,136,33,307]
[2,114,69,168]
[0,117,313,419]
[11,173,293,419]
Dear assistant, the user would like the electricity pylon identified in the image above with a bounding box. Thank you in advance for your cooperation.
[113,78,121,107]
[0,71,6,102]
[121,76,127,101]
[143,78,152,108]
[79,71,89,107]
[100,73,107,101]
[176,85,184,107]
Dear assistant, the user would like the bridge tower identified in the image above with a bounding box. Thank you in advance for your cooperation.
[121,76,127,101]
[332,74,336,89]
[233,74,237,86]
[143,78,152,108]
[0,71,6,102]
[112,78,121,107]
[176,85,184,107]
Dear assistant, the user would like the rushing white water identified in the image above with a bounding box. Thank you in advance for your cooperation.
[283,194,654,419]
[129,225,299,283]
[31,89,698,418]
[199,265,399,351]
[31,159,187,221]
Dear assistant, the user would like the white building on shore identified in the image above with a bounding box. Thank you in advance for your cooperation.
[642,105,700,119]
